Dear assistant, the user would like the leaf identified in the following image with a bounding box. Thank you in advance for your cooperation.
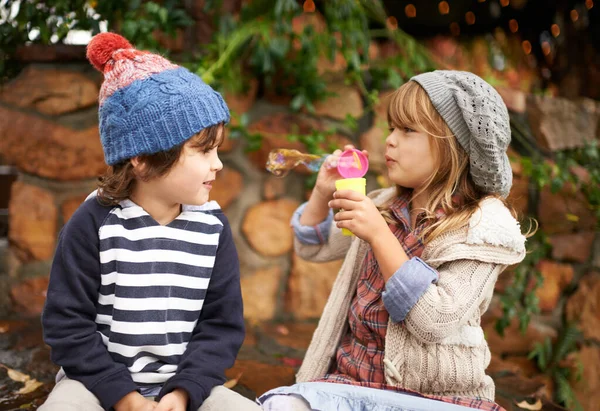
[565,213,579,222]
[515,399,542,410]
[4,366,30,383]
[17,379,43,395]
[1,364,43,395]
[223,372,243,389]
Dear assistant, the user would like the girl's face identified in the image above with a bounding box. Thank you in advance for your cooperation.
[384,127,437,190]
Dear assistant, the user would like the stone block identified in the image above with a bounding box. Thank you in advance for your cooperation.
[285,253,342,319]
[8,182,57,262]
[0,108,105,180]
[241,266,282,322]
[241,199,300,257]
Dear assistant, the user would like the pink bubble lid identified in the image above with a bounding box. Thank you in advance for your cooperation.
[337,149,369,178]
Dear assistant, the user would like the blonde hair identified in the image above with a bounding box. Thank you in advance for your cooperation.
[381,81,519,244]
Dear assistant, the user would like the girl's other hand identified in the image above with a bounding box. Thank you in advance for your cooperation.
[313,145,369,202]
[329,189,388,244]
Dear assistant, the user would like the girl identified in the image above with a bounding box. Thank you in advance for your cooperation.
[205,70,526,411]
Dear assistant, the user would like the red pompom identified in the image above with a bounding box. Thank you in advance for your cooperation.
[86,33,133,72]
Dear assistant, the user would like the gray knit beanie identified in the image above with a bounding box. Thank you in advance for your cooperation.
[411,70,512,198]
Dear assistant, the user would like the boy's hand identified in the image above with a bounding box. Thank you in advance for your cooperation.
[114,392,158,411]
[155,388,189,411]
[329,189,388,244]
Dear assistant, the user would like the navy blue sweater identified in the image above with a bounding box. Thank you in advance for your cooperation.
[42,196,245,411]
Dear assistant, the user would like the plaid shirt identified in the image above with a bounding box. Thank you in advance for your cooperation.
[316,191,504,411]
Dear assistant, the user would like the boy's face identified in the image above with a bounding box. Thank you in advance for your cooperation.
[151,140,223,206]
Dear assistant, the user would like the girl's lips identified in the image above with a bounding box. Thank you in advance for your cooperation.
[203,180,214,189]
[385,155,396,166]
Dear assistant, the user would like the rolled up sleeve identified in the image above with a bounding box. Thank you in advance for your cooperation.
[290,202,334,245]
[382,257,439,323]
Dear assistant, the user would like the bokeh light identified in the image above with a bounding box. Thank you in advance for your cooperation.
[438,1,450,15]
[465,12,476,25]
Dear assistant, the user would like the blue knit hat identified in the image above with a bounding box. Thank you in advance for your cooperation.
[87,33,230,165]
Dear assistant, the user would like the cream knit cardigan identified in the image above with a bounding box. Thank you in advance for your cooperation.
[295,187,526,401]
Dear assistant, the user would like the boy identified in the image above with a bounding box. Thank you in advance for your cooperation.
[40,33,247,411]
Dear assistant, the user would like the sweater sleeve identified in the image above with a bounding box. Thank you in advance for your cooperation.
[403,258,504,344]
[382,257,439,323]
[292,199,361,263]
[290,202,334,245]
[42,199,139,410]
[157,213,245,411]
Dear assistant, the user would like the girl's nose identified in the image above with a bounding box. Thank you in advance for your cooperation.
[385,132,397,148]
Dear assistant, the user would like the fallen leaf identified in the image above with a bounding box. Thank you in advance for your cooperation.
[18,379,43,394]
[515,399,542,410]
[1,364,44,395]
[3,366,30,383]
[223,372,243,389]
[276,325,289,336]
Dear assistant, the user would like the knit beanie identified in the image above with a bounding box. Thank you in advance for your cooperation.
[411,70,512,198]
[87,33,230,165]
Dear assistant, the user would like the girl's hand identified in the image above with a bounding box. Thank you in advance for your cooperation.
[329,189,389,244]
[313,145,369,202]
[155,389,188,411]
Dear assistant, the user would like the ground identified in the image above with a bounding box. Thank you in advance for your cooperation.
[0,316,565,411]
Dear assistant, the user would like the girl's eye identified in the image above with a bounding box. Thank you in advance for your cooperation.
[388,127,395,132]
[404,127,416,133]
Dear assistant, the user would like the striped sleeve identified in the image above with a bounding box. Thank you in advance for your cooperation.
[42,198,139,410]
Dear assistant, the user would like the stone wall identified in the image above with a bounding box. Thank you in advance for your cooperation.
[0,48,599,409]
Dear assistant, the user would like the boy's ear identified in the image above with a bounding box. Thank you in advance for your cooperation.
[130,157,146,177]
[130,156,142,169]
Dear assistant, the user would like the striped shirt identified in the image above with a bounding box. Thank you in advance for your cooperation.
[42,195,244,410]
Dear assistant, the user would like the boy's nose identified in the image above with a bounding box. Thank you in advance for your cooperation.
[212,156,223,172]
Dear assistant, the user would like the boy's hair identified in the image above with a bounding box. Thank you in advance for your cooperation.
[97,123,224,206]
[87,32,230,166]
[383,81,526,244]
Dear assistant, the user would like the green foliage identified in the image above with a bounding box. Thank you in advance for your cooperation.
[196,0,435,112]
[227,113,264,152]
[98,0,193,51]
[0,0,191,48]
[0,0,192,79]
[498,118,596,411]
[528,324,584,410]
[512,114,600,226]
[495,232,548,337]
